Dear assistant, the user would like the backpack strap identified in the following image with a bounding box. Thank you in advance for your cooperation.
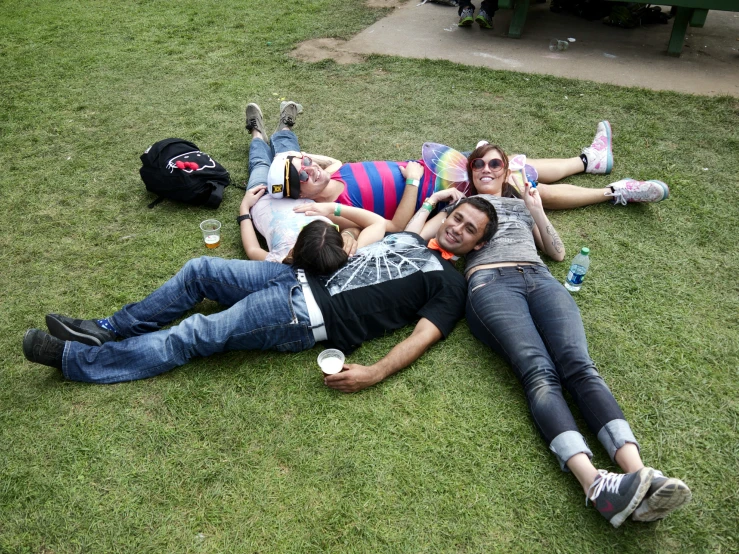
[203,181,225,209]
[147,196,166,209]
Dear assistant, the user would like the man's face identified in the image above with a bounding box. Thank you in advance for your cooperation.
[435,203,488,256]
[291,155,331,199]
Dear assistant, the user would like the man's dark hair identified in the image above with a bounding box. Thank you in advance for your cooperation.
[450,196,498,244]
[290,220,349,275]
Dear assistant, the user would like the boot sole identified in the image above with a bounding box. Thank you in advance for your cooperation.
[46,314,103,347]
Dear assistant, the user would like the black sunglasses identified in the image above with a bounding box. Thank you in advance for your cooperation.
[471,158,505,171]
[298,156,313,183]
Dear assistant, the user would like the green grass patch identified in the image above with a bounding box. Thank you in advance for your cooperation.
[1,0,738,552]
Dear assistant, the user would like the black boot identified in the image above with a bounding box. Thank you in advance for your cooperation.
[23,329,64,370]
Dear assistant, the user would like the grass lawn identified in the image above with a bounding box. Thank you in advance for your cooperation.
[1,0,738,551]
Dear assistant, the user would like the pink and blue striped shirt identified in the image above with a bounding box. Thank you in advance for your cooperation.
[332,160,437,219]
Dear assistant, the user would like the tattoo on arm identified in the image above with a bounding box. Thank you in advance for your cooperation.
[546,224,564,253]
[407,209,428,229]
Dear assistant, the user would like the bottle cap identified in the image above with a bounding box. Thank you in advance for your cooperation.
[580,247,590,255]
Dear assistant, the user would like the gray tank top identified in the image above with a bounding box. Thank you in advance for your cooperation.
[464,194,543,272]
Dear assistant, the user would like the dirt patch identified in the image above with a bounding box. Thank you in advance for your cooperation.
[290,38,363,64]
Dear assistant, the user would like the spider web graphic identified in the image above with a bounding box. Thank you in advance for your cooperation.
[321,234,443,296]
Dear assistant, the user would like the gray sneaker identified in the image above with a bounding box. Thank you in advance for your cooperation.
[46,314,116,346]
[475,9,493,28]
[632,470,692,522]
[278,101,303,129]
[458,7,475,26]
[245,103,268,138]
[587,467,654,528]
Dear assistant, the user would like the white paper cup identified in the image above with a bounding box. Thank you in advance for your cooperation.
[317,349,345,376]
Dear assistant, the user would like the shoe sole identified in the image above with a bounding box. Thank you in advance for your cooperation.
[46,314,103,347]
[601,120,613,174]
[279,101,303,127]
[458,16,474,26]
[632,479,692,522]
[647,180,669,201]
[279,101,303,114]
[609,467,654,528]
[475,16,492,28]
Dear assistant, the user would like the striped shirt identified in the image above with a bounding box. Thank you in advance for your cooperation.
[332,160,437,219]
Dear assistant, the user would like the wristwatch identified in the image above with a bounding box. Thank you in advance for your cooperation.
[236,214,252,224]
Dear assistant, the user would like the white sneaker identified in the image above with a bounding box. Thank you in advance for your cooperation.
[632,470,692,522]
[606,179,669,205]
[582,120,613,175]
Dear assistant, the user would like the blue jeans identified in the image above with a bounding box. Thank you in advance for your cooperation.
[62,257,315,383]
[465,265,638,470]
[247,130,300,190]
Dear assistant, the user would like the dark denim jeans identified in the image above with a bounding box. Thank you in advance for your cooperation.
[465,265,637,470]
[62,257,315,383]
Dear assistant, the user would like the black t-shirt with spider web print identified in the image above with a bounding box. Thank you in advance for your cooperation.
[307,233,467,354]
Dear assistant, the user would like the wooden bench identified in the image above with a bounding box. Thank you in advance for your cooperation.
[501,0,739,56]
[605,0,739,56]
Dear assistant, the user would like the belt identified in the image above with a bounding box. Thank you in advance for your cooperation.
[296,270,327,342]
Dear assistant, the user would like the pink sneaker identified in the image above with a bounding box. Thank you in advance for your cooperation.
[606,179,670,205]
[582,120,613,175]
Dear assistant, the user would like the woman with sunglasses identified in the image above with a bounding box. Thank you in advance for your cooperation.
[410,142,691,528]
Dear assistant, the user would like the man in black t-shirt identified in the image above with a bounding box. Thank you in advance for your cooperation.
[23,200,497,392]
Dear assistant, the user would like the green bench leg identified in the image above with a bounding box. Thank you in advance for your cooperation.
[667,6,693,57]
[689,8,708,27]
[507,0,530,39]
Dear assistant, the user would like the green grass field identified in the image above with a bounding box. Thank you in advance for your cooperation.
[1,0,738,551]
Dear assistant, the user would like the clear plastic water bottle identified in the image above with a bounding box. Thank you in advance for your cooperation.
[565,247,590,292]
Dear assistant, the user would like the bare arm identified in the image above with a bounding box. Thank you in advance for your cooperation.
[301,152,342,173]
[405,188,466,236]
[293,203,387,249]
[239,186,269,261]
[324,318,443,393]
[385,161,425,233]
[524,183,565,262]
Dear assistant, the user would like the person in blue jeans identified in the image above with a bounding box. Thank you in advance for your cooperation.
[412,142,691,528]
[22,198,497,393]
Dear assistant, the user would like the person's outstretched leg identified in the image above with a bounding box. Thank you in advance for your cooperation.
[527,120,613,183]
[536,179,670,210]
[527,268,690,523]
[60,261,312,383]
[465,266,652,528]
[270,101,303,157]
[246,103,274,190]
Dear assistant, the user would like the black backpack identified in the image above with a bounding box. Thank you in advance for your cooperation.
[140,138,231,209]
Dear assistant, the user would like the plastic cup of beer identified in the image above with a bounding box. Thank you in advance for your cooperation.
[317,349,345,376]
[200,219,221,249]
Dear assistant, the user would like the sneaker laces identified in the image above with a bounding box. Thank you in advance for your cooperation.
[586,470,624,506]
[604,185,627,206]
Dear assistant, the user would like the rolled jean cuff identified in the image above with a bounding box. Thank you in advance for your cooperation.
[597,419,639,462]
[549,430,593,472]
